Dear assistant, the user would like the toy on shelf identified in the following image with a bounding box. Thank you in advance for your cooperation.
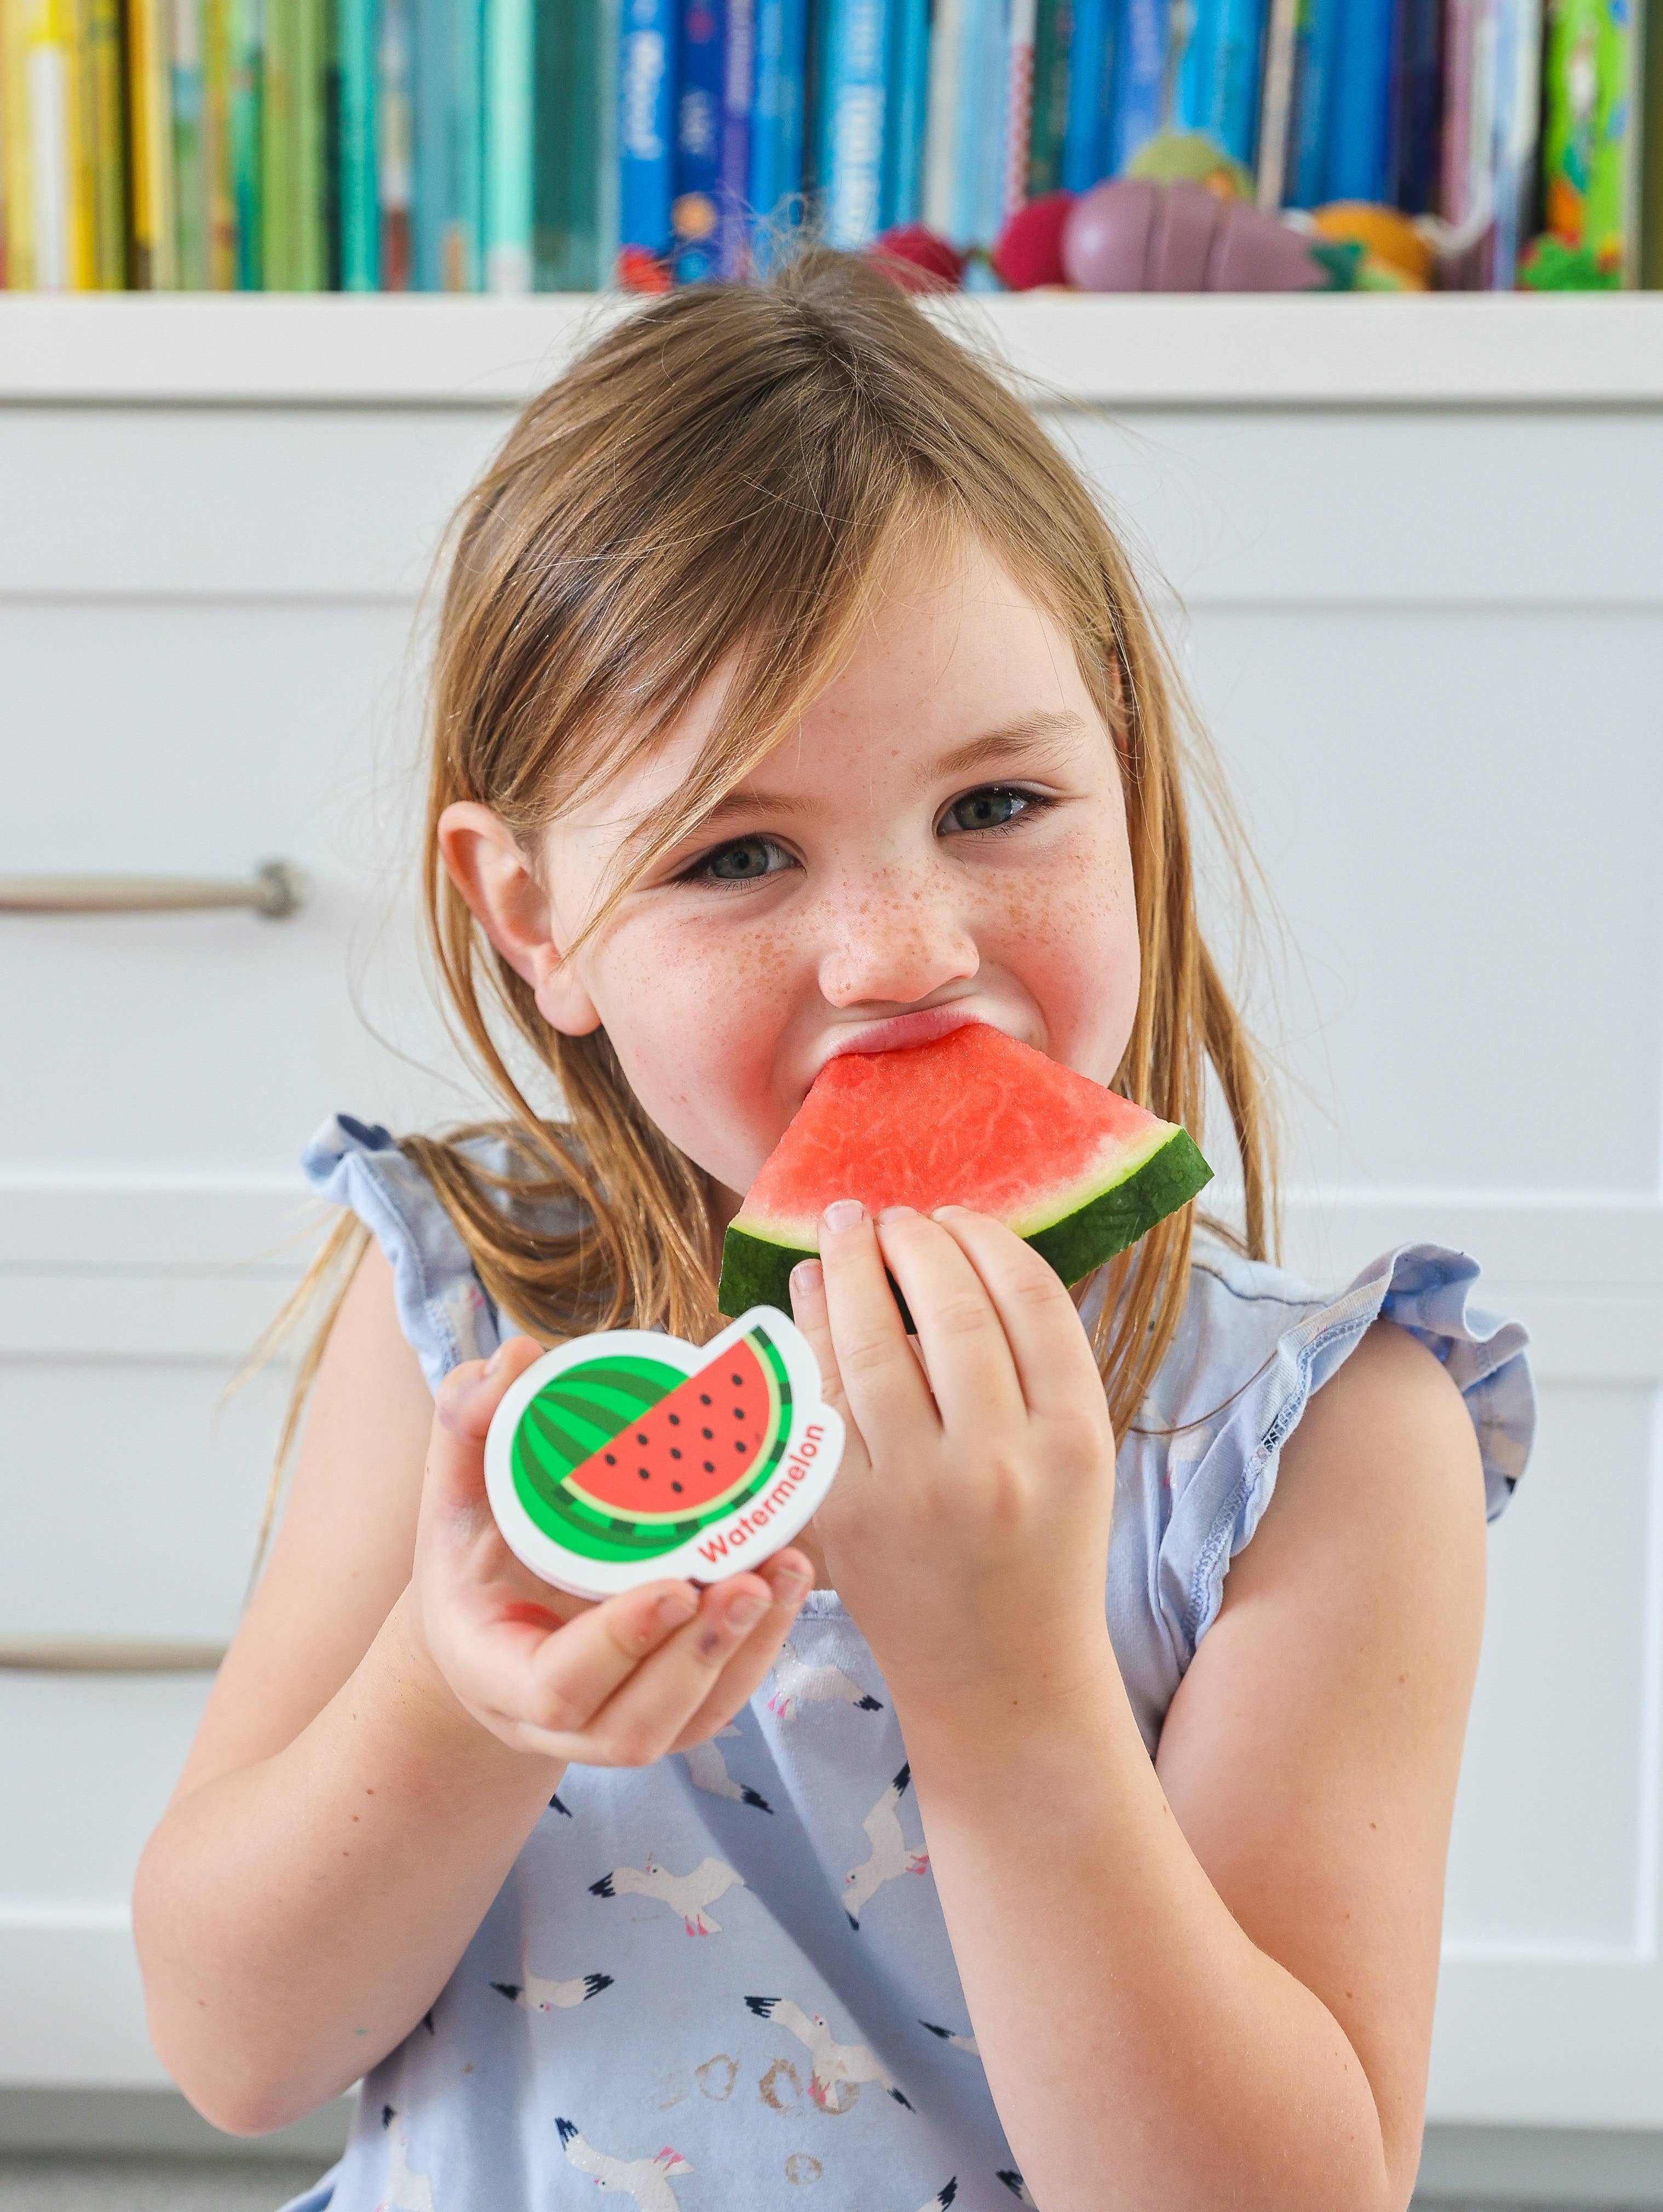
[718,1023,1211,1318]
[1060,177,1358,290]
[485,1309,843,1598]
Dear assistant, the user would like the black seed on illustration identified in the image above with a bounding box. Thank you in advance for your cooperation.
[604,1453,616,1466]
[700,1393,711,1405]
[704,1461,715,1473]
[670,1447,682,1460]
[672,1481,683,1494]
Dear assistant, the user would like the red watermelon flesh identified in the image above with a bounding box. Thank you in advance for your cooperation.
[563,1334,781,1524]
[717,1022,1211,1316]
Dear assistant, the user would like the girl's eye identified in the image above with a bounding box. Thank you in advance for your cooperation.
[940,785,1044,836]
[690,836,792,884]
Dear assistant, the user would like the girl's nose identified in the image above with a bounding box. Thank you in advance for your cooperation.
[815,873,980,1009]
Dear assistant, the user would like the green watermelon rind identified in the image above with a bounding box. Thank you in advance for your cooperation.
[509,1328,797,1566]
[716,1125,1214,1318]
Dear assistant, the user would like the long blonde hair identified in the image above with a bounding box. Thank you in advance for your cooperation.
[253,249,1275,1579]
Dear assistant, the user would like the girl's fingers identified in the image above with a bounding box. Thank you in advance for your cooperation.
[664,1549,815,1751]
[465,1576,704,1741]
[872,1207,1026,1436]
[815,1200,938,1441]
[426,1336,547,1542]
[928,1206,1108,1418]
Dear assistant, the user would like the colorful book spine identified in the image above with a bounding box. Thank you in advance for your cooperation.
[452,0,485,290]
[1644,0,1663,284]
[230,0,261,284]
[1253,0,1298,203]
[672,0,722,278]
[717,0,751,275]
[378,0,412,285]
[337,0,376,285]
[1541,0,1639,279]
[921,0,963,227]
[951,0,1006,258]
[485,0,531,290]
[1177,0,1267,165]
[1386,0,1442,211]
[1060,0,1114,190]
[1488,0,1541,285]
[1002,0,1035,216]
[535,0,609,287]
[618,0,675,267]
[880,0,928,224]
[818,0,887,247]
[410,0,444,285]
[1440,0,1497,283]
[749,0,805,235]
[1,0,28,285]
[202,0,236,287]
[77,0,125,284]
[24,0,77,287]
[1027,0,1072,193]
[260,0,291,283]
[291,0,325,287]
[130,0,179,284]
[1324,0,1394,200]
[171,0,207,285]
[1109,0,1169,173]
[1285,0,1339,205]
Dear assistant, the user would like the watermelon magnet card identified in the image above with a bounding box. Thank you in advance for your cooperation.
[485,1309,843,1599]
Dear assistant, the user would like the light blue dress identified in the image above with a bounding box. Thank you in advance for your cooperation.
[277,1115,1534,2212]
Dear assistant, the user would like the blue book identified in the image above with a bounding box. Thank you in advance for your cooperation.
[881,0,930,226]
[1285,0,1339,205]
[1385,0,1440,211]
[1323,0,1394,200]
[619,0,677,263]
[749,0,807,238]
[1061,0,1117,189]
[452,0,486,290]
[674,0,725,279]
[1109,0,1170,172]
[411,0,445,286]
[1177,0,1268,163]
[719,0,755,275]
[950,0,1008,250]
[818,0,889,247]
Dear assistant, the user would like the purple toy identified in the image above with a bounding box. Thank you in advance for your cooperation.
[1061,179,1333,292]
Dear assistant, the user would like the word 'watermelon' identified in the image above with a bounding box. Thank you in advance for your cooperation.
[717,1022,1211,1317]
[510,1325,793,1568]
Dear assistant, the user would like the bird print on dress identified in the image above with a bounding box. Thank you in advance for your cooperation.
[555,2118,690,2209]
[766,1639,885,1723]
[589,1852,746,1936]
[918,2018,980,2057]
[375,2105,435,2212]
[845,1763,930,1927]
[678,1724,773,1811]
[490,1956,613,2010]
[549,1791,573,1817]
[743,1995,916,2113]
[913,2186,958,2212]
[997,2171,1038,2205]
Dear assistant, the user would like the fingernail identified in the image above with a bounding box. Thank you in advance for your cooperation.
[654,1589,699,1629]
[772,1559,812,1597]
[726,1589,770,1634]
[877,1205,915,1224]
[822,1199,865,1232]
[790,1259,822,1296]
[484,1344,507,1378]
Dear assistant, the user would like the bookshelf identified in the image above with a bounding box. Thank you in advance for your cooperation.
[3,292,1663,406]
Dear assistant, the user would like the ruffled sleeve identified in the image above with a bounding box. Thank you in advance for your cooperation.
[301,1113,504,1393]
[1107,1241,1534,1751]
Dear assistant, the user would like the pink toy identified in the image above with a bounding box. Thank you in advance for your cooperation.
[1061,179,1336,291]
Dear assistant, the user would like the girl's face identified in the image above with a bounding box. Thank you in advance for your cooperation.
[448,537,1142,1213]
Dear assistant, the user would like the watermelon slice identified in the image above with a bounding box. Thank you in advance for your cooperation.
[717,1022,1211,1317]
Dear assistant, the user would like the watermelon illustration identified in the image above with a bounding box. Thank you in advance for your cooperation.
[485,1310,843,1598]
[718,1022,1211,1318]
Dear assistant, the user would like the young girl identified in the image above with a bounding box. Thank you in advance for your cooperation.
[133,252,1532,2212]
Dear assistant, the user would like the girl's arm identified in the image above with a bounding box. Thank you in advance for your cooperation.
[795,1207,1485,2212]
[134,1251,808,2136]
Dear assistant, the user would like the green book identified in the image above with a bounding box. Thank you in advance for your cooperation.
[484,0,532,290]
[533,0,617,290]
[232,0,264,284]
[1027,0,1072,198]
[337,0,376,285]
[172,0,209,286]
[290,0,326,287]
[447,0,484,287]
[1541,0,1641,283]
[262,0,293,284]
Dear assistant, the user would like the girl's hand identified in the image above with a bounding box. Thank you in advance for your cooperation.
[402,1337,812,1765]
[790,1202,1117,1732]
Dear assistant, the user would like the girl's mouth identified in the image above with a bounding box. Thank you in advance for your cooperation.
[819,1003,986,1065]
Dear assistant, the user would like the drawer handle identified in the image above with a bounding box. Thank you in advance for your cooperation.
[0,1637,227,1672]
[0,860,300,918]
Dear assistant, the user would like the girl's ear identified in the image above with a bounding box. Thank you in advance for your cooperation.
[436,802,602,1036]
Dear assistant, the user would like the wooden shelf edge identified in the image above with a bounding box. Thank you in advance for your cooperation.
[1,291,1661,406]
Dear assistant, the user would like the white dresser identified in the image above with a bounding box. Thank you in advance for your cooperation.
[2,292,1659,2139]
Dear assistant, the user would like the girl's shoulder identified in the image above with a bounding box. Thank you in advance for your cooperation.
[1105,1231,1535,1746]
[301,1113,586,1391]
